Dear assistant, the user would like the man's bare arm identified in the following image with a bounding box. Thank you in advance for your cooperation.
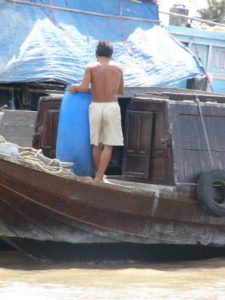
[69,68,91,93]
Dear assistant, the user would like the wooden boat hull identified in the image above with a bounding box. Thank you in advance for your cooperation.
[0,155,225,258]
[3,238,225,262]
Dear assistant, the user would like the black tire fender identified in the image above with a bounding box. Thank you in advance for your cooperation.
[197,170,225,217]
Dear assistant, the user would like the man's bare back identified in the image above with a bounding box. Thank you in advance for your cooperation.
[70,58,123,103]
[89,63,123,102]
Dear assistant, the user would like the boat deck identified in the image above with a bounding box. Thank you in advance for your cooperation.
[108,177,176,193]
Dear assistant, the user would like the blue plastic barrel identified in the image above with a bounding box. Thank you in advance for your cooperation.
[56,90,94,177]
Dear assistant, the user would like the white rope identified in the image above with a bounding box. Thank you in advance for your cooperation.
[0,135,74,177]
[0,136,6,143]
[18,147,74,176]
[195,97,215,168]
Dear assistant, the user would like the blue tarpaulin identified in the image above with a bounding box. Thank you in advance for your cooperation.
[0,0,204,86]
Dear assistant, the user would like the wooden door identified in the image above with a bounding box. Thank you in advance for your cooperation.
[123,111,153,178]
[41,109,60,158]
[32,96,62,158]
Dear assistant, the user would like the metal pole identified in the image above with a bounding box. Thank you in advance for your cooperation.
[7,0,160,24]
[160,10,225,28]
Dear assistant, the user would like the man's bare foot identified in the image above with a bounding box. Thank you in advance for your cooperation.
[103,177,111,183]
[94,177,102,181]
[94,174,107,181]
[94,176,111,184]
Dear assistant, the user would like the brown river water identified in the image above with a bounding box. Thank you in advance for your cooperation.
[0,245,225,300]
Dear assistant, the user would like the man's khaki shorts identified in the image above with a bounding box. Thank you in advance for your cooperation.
[89,102,124,146]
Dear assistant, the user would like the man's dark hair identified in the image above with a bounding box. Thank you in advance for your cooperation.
[96,40,113,58]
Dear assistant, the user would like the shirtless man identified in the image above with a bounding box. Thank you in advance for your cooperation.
[69,40,124,181]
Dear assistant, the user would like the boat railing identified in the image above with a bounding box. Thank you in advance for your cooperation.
[134,91,225,103]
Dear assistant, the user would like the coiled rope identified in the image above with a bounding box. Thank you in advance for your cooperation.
[0,135,74,178]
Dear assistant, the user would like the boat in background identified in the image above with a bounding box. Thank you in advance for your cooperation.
[167,24,225,94]
[0,88,225,260]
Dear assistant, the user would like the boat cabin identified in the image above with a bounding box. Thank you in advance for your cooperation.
[33,89,225,186]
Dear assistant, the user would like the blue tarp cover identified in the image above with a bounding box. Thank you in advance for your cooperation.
[0,0,204,86]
